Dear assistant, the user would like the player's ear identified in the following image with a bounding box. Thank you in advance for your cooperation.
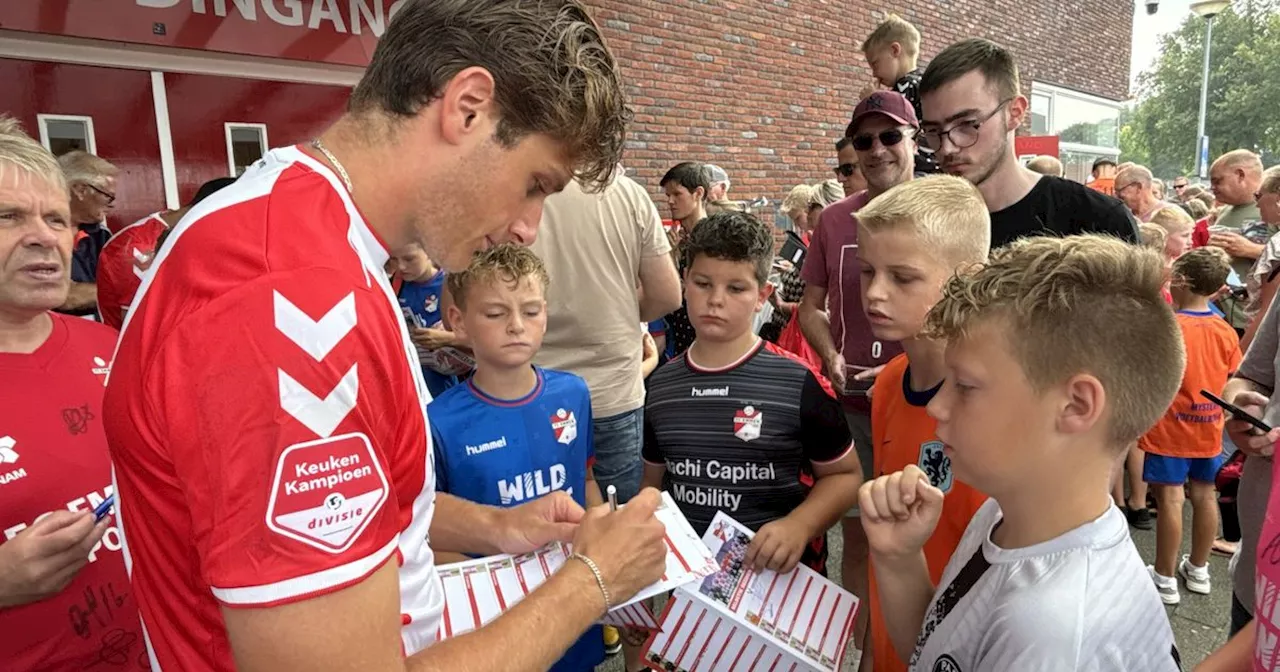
[446,304,466,337]
[1056,372,1105,437]
[889,41,902,58]
[758,281,774,312]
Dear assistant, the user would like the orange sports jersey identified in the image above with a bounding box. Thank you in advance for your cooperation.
[1140,310,1242,458]
[1090,176,1116,197]
[867,354,989,672]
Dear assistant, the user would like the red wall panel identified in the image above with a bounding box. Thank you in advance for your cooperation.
[0,58,164,230]
[164,73,349,203]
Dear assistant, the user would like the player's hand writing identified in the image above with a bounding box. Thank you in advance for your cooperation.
[1225,390,1280,458]
[572,488,666,605]
[744,518,808,573]
[0,510,108,608]
[495,491,584,554]
[860,465,943,561]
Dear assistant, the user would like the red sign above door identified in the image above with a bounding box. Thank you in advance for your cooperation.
[0,0,405,67]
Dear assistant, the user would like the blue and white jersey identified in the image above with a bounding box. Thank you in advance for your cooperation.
[428,367,601,671]
[430,367,595,508]
[398,270,446,329]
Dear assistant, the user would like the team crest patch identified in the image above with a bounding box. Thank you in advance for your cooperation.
[919,440,954,493]
[733,405,763,442]
[424,294,439,313]
[266,432,389,554]
[551,409,578,445]
[932,654,962,672]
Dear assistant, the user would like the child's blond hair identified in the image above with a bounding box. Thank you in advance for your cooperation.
[1138,223,1167,251]
[1149,206,1194,237]
[446,243,550,309]
[862,14,921,59]
[1172,247,1231,297]
[856,175,991,267]
[925,234,1184,447]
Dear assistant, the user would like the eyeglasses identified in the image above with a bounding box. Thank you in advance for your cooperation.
[86,184,116,205]
[833,163,858,178]
[1115,182,1142,195]
[850,128,914,152]
[918,99,1013,152]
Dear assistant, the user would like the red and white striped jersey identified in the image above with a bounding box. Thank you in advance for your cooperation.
[104,146,443,671]
[96,212,166,329]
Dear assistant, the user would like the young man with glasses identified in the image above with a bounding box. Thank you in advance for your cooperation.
[834,136,868,197]
[800,90,916,672]
[917,39,1137,249]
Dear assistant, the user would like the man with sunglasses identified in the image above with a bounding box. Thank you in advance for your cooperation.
[1172,176,1190,201]
[833,137,869,197]
[800,90,915,670]
[56,150,118,317]
[917,39,1137,249]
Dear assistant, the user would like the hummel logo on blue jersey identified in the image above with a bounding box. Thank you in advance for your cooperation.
[465,437,508,456]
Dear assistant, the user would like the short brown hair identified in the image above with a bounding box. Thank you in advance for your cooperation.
[925,235,1184,446]
[1173,247,1231,296]
[857,175,991,267]
[920,38,1020,103]
[349,0,629,189]
[862,14,921,58]
[446,243,550,309]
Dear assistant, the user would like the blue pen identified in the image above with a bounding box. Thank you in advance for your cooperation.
[93,494,116,522]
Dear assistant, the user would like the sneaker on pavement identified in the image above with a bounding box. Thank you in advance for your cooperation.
[1148,566,1180,605]
[603,624,622,656]
[1179,556,1211,595]
[1126,506,1154,531]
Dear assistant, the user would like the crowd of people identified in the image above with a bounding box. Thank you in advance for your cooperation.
[4,2,1280,671]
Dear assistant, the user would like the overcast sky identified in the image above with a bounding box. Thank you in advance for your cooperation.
[1130,0,1199,94]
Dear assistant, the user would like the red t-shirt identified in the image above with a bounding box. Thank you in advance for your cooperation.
[96,213,166,329]
[866,354,987,672]
[1139,311,1241,459]
[799,191,902,412]
[104,147,444,669]
[0,314,146,670]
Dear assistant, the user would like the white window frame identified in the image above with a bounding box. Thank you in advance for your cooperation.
[1029,82,1123,154]
[224,122,268,177]
[37,113,96,155]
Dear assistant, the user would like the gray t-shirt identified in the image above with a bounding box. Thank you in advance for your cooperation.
[1233,289,1280,608]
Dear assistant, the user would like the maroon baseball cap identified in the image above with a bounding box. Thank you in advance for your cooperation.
[845,91,919,137]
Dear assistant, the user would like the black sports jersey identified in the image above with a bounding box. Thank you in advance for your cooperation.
[643,340,853,571]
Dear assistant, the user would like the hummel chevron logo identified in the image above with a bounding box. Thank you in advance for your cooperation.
[131,248,148,279]
[274,291,357,361]
[0,436,17,464]
[278,365,359,438]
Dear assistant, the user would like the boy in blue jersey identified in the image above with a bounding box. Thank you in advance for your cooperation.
[390,242,472,398]
[428,244,605,672]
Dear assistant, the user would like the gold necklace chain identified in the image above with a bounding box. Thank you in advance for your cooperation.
[311,139,353,194]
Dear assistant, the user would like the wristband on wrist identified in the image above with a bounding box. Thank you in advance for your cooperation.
[568,552,612,612]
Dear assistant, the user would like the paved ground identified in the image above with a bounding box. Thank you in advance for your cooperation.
[599,503,1231,671]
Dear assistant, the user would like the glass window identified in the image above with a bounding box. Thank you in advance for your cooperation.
[38,115,95,156]
[225,123,268,176]
[1030,93,1051,136]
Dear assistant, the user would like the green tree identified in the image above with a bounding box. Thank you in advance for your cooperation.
[1122,0,1280,178]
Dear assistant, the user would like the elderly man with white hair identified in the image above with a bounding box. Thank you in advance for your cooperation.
[0,117,145,669]
[56,150,117,315]
[1114,164,1174,223]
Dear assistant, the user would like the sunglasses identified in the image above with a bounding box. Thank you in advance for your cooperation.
[833,163,858,178]
[87,183,116,205]
[851,128,912,152]
[1174,183,1188,190]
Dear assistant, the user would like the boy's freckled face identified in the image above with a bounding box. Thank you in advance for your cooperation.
[857,227,951,342]
[684,255,770,343]
[927,320,1056,497]
[457,276,547,368]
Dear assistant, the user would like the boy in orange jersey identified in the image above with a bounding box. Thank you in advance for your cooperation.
[854,175,992,672]
[1141,246,1242,605]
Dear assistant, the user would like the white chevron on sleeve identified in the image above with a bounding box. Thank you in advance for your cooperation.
[273,290,357,361]
[278,364,359,438]
[131,248,148,279]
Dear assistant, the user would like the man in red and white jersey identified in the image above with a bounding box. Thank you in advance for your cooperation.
[96,177,235,328]
[0,117,147,670]
[103,2,667,671]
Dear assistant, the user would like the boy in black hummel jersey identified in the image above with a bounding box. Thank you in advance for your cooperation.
[641,211,863,576]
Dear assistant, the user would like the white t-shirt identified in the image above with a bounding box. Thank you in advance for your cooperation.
[909,500,1181,672]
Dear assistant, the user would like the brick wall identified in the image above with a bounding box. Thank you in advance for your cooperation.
[588,0,1133,218]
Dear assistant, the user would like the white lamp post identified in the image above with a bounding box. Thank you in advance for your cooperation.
[1191,0,1231,179]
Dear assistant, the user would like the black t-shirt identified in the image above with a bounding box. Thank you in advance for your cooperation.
[894,69,939,174]
[989,176,1139,249]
